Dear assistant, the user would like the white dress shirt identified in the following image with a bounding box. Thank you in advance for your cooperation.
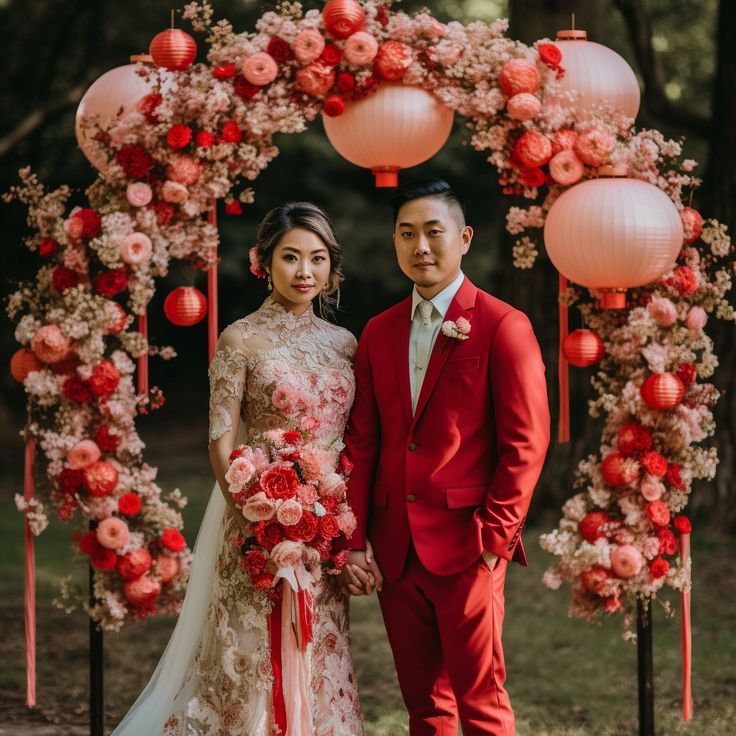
[409,271,465,411]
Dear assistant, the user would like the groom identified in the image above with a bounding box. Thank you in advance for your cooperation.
[341,179,550,735]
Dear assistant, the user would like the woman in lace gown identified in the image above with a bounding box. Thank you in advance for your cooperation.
[113,203,364,736]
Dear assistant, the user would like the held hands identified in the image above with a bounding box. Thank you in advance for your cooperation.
[340,540,384,597]
[481,549,498,571]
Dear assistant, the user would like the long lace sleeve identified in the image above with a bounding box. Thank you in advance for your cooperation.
[208,344,247,443]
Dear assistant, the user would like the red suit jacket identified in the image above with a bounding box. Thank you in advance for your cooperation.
[343,276,550,582]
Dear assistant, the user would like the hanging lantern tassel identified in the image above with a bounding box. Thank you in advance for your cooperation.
[680,532,693,721]
[207,201,218,364]
[138,313,149,395]
[24,437,37,708]
[558,273,570,443]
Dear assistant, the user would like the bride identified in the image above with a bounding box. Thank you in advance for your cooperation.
[113,202,366,735]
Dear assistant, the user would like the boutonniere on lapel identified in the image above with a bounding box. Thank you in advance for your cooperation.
[440,316,471,352]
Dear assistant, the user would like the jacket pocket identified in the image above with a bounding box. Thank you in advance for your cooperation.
[443,356,480,372]
[446,484,486,509]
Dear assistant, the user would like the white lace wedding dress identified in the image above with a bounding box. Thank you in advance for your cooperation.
[113,297,363,736]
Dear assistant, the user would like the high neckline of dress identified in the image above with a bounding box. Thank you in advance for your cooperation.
[259,295,315,328]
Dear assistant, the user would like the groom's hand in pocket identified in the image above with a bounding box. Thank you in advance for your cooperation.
[481,549,498,571]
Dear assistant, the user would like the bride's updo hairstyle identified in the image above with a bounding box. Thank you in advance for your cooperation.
[255,202,344,316]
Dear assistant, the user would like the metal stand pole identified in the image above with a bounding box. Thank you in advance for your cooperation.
[89,563,104,736]
[637,598,654,736]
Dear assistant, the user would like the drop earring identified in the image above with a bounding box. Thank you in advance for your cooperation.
[267,274,273,291]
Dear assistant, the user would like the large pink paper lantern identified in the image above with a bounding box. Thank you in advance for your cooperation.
[322,84,454,187]
[553,30,640,120]
[544,168,684,308]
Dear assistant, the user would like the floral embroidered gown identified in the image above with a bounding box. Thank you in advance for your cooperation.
[165,296,363,736]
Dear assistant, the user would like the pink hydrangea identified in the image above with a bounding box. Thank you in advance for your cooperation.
[276,499,303,526]
[270,540,303,568]
[610,544,644,578]
[242,52,279,86]
[344,31,379,65]
[549,150,584,185]
[241,491,279,522]
[162,181,188,204]
[31,325,70,364]
[120,232,152,265]
[96,517,130,550]
[685,306,707,330]
[498,58,541,97]
[126,182,153,208]
[574,125,615,167]
[67,440,101,469]
[647,297,678,327]
[166,154,202,186]
[293,29,325,64]
[507,92,541,121]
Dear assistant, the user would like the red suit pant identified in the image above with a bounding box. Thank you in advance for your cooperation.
[378,548,514,736]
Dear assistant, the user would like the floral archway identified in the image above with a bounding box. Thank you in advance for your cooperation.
[6,0,734,716]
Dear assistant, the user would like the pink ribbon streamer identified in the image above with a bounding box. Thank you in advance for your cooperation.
[24,437,37,708]
[137,312,148,395]
[680,531,693,721]
[207,201,218,364]
[558,273,570,443]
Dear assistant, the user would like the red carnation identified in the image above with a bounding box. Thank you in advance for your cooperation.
[657,528,679,556]
[254,520,286,549]
[338,451,353,476]
[641,451,668,478]
[674,515,692,534]
[58,468,84,492]
[116,144,155,179]
[267,37,293,62]
[39,237,57,257]
[52,266,84,293]
[320,496,339,513]
[676,363,697,387]
[62,375,92,403]
[319,514,340,539]
[537,42,563,69]
[671,265,698,295]
[260,465,299,500]
[666,463,686,490]
[137,93,163,123]
[520,167,546,187]
[578,511,610,543]
[617,422,652,458]
[91,548,117,571]
[242,549,267,576]
[195,131,215,148]
[283,430,302,446]
[212,63,237,79]
[94,426,120,452]
[73,208,102,239]
[79,530,101,554]
[167,124,193,149]
[89,360,120,398]
[285,509,318,542]
[323,95,345,117]
[225,200,243,215]
[313,537,332,560]
[160,528,186,552]
[234,75,261,100]
[153,202,175,226]
[320,43,342,66]
[336,72,356,94]
[649,556,669,579]
[220,120,243,143]
[95,268,128,297]
[645,500,671,528]
[118,492,142,516]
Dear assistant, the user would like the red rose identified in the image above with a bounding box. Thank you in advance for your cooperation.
[63,375,92,403]
[336,72,355,94]
[116,144,155,179]
[153,202,175,226]
[161,528,186,552]
[649,556,669,579]
[578,511,610,543]
[338,452,353,476]
[285,510,318,542]
[520,167,546,187]
[74,209,102,239]
[254,520,286,548]
[537,42,563,68]
[212,63,237,79]
[89,360,121,398]
[657,528,679,556]
[83,461,118,497]
[319,496,338,513]
[641,451,668,478]
[645,500,671,528]
[39,237,57,257]
[220,120,243,143]
[323,95,345,117]
[674,515,692,534]
[95,426,120,452]
[234,75,261,100]
[260,465,299,500]
[242,549,267,576]
[671,265,698,295]
[319,514,340,539]
[617,422,652,458]
[137,93,163,123]
[253,572,276,589]
[95,268,128,297]
[283,430,302,446]
[580,565,610,594]
[79,530,101,554]
[118,492,142,516]
[167,124,193,149]
[59,468,84,492]
[267,37,293,62]
[91,548,117,571]
[320,43,343,66]
[665,463,686,490]
[52,266,84,292]
[195,131,215,148]
[225,200,243,215]
[676,363,697,387]
[116,548,152,581]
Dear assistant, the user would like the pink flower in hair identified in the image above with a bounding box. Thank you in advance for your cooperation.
[249,246,267,278]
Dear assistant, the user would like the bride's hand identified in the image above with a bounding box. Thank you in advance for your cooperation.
[364,539,383,593]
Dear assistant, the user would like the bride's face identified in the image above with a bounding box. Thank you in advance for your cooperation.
[268,227,332,313]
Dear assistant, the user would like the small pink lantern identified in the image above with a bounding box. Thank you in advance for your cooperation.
[543,168,684,308]
[553,29,640,120]
[322,84,454,187]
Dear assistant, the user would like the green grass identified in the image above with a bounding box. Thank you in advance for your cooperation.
[1,438,734,734]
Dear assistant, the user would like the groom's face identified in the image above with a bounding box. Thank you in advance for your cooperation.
[393,197,473,298]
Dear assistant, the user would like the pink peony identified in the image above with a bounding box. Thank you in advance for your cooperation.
[574,125,615,167]
[610,544,644,578]
[685,306,707,331]
[166,154,202,185]
[31,325,70,364]
[96,517,130,550]
[293,30,325,65]
[116,547,152,581]
[512,131,552,169]
[126,182,153,208]
[67,440,101,469]
[162,181,188,204]
[499,58,541,97]
[337,508,357,537]
[344,31,379,65]
[276,498,303,526]
[124,574,161,606]
[551,129,579,155]
[374,40,412,80]
[242,52,279,86]
[120,232,152,265]
[647,297,678,327]
[152,555,180,583]
[548,150,584,185]
[295,62,335,97]
[241,491,279,522]
[270,540,303,569]
[226,455,257,488]
[83,461,119,497]
[506,92,541,121]
[640,477,665,501]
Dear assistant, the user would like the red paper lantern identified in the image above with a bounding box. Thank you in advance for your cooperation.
[164,286,208,326]
[601,452,637,487]
[562,329,604,367]
[11,348,43,382]
[323,0,366,39]
[578,511,610,543]
[640,372,685,410]
[150,29,197,71]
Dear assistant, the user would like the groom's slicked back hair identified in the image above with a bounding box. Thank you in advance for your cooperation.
[391,178,466,226]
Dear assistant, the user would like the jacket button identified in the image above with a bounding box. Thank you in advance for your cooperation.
[406,493,417,503]
[408,442,418,451]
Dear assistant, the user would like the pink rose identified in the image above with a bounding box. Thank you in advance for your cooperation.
[344,31,379,65]
[162,181,188,204]
[506,92,541,121]
[610,544,644,578]
[166,154,202,186]
[126,182,153,208]
[320,472,347,500]
[120,232,152,265]
[455,316,471,335]
[574,125,615,167]
[226,455,256,489]
[548,150,584,186]
[64,216,85,240]
[647,297,678,327]
[551,129,578,155]
[270,540,304,569]
[96,517,130,550]
[499,58,541,97]
[297,483,319,504]
[685,306,707,331]
[67,440,101,469]
[241,491,279,522]
[295,62,335,97]
[337,508,357,537]
[31,325,70,364]
[242,52,279,86]
[640,476,665,501]
[276,498,303,526]
[293,30,326,65]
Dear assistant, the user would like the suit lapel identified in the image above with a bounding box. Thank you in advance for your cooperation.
[391,297,414,426]
[412,277,478,425]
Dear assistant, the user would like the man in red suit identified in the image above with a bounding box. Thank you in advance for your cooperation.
[342,179,550,735]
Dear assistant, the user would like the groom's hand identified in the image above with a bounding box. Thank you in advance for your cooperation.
[482,549,498,571]
[340,545,384,596]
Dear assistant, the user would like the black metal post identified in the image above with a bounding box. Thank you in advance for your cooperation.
[89,562,104,736]
[637,599,654,736]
